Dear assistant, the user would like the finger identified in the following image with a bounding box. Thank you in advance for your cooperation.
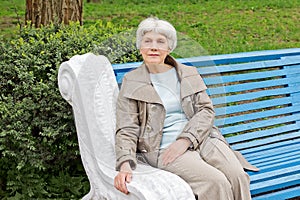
[114,176,120,189]
[126,173,132,183]
[163,155,170,166]
[119,181,129,194]
[162,150,173,166]
[162,151,169,166]
[164,155,176,166]
[164,150,182,166]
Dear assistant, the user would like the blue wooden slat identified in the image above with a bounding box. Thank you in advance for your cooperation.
[255,155,300,169]
[179,48,300,66]
[116,64,300,85]
[225,122,299,144]
[249,156,300,173]
[202,76,225,86]
[212,86,300,105]
[251,153,300,171]
[115,72,127,83]
[112,49,299,69]
[196,55,300,75]
[114,58,300,85]
[249,153,300,172]
[284,64,300,72]
[244,143,300,163]
[221,113,300,135]
[204,69,285,85]
[250,165,300,182]
[252,186,300,200]
[112,48,300,72]
[281,54,300,63]
[113,61,142,70]
[208,76,300,96]
[245,147,299,165]
[231,131,300,151]
[197,61,276,75]
[245,146,300,165]
[203,67,300,85]
[291,93,300,105]
[116,63,300,85]
[245,148,299,165]
[214,96,293,117]
[250,173,300,195]
[240,135,300,157]
[215,104,300,127]
[285,65,300,78]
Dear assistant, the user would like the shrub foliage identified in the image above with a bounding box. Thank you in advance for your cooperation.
[0,21,140,199]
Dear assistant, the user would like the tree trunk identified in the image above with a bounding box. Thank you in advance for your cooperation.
[87,0,100,2]
[25,0,83,27]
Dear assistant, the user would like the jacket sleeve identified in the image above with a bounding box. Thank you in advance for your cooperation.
[177,89,215,150]
[115,78,140,171]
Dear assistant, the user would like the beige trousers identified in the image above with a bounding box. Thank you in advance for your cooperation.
[157,137,251,200]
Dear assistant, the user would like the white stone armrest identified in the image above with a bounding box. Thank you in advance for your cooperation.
[58,53,195,200]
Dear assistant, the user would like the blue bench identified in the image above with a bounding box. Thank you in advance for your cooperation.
[113,48,300,200]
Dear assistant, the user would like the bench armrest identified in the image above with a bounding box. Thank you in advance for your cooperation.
[58,53,195,200]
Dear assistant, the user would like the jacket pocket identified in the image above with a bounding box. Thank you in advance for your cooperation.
[138,137,149,153]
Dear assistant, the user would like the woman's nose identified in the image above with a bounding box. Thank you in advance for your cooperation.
[150,47,158,51]
[150,42,159,49]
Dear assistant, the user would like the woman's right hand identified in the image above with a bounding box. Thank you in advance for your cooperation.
[114,161,132,194]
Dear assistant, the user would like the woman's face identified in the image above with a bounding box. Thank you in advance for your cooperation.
[140,31,170,65]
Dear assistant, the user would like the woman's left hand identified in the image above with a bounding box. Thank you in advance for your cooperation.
[162,138,191,166]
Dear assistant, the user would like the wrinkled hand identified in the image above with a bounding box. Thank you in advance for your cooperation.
[114,161,132,194]
[162,138,191,166]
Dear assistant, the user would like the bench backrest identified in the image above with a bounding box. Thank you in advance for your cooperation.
[113,48,300,157]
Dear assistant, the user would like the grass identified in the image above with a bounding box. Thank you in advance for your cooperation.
[1,0,300,55]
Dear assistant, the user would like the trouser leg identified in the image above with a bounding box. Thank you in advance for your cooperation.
[200,137,252,200]
[157,150,234,200]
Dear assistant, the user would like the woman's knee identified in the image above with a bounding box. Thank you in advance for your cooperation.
[193,173,233,200]
[210,173,232,189]
[197,170,232,192]
[224,166,250,185]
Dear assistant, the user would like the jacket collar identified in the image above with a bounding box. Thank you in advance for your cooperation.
[121,57,207,104]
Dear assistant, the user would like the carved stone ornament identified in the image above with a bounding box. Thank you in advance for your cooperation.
[58,53,195,200]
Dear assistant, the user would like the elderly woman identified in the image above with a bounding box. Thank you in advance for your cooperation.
[114,17,258,200]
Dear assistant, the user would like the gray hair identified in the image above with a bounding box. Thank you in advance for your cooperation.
[136,17,177,52]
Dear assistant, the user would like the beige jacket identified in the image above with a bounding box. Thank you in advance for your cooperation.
[115,58,258,172]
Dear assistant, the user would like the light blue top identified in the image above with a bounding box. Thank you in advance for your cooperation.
[150,67,188,149]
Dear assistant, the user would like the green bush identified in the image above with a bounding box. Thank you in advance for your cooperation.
[95,28,142,63]
[0,21,140,199]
